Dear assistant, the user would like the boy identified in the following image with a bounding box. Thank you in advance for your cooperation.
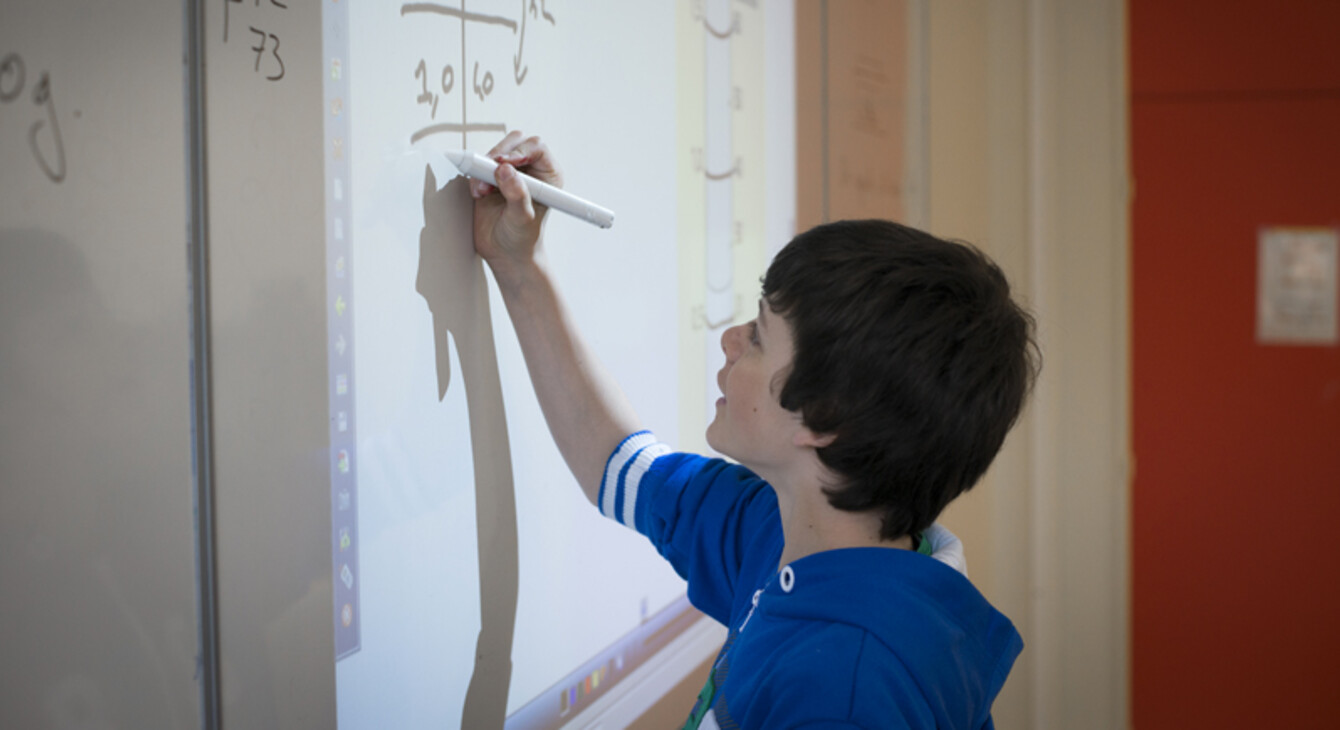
[467,132,1038,729]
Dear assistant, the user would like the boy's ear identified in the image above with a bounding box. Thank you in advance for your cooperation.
[793,426,837,450]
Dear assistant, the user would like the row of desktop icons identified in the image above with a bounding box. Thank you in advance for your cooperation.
[331,166,355,636]
[335,460,357,636]
[558,654,626,716]
[330,51,350,431]
[329,40,359,645]
[334,455,357,638]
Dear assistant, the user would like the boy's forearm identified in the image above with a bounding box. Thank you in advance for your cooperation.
[489,251,642,504]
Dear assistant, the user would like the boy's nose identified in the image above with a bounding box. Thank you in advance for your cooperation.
[721,323,745,362]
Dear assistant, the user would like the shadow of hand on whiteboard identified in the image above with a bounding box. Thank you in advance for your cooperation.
[414,167,519,729]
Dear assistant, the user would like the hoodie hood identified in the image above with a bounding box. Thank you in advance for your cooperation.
[757,546,1023,728]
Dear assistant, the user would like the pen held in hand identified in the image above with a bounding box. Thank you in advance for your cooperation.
[445,150,615,229]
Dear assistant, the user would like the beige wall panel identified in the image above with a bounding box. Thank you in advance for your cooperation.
[926,1,1130,727]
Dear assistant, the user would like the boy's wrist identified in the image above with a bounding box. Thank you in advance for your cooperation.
[485,251,548,302]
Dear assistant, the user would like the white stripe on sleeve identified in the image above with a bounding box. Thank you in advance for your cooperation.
[600,432,658,521]
[619,442,672,527]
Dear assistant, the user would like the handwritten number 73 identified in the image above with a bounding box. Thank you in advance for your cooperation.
[249,27,285,82]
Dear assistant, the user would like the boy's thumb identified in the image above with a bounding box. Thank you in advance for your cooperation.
[496,164,535,219]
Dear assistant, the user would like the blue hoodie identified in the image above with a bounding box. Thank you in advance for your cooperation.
[599,433,1023,729]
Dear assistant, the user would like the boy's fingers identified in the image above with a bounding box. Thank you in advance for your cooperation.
[482,131,560,187]
[499,136,561,187]
[495,163,535,219]
[482,131,522,168]
[470,180,496,199]
[498,136,538,164]
[485,130,525,161]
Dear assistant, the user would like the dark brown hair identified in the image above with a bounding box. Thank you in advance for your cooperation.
[762,219,1040,540]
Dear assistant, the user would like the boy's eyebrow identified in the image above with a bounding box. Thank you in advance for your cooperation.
[757,300,767,331]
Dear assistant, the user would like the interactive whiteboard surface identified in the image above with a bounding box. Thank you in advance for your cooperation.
[204,0,793,726]
[325,1,791,726]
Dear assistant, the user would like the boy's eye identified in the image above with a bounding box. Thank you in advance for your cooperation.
[748,322,760,345]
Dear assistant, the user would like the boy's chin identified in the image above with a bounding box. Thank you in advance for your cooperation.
[704,419,727,455]
[705,425,746,466]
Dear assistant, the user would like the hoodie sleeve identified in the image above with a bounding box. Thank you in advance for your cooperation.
[596,431,781,625]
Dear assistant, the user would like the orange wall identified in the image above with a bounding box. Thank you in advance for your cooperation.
[1131,2,1340,726]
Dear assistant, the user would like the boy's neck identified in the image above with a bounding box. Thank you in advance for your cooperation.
[763,462,914,569]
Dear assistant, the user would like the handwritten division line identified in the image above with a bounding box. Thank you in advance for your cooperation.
[411,122,507,144]
[401,3,518,31]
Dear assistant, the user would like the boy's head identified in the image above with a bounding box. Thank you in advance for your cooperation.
[754,219,1039,541]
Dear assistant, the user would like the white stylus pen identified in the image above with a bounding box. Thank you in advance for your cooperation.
[445,150,616,229]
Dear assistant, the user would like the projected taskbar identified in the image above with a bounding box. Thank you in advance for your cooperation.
[506,595,706,729]
[324,0,360,661]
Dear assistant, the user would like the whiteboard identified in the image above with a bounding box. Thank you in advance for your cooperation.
[2,0,795,727]
[329,1,792,725]
[325,1,795,726]
[0,2,202,727]
[337,3,683,724]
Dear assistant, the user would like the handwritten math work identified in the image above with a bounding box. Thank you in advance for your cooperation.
[402,1,555,148]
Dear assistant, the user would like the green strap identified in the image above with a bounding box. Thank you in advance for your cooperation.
[681,670,717,730]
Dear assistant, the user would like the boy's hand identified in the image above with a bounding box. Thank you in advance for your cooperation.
[470,131,564,279]
[463,131,641,501]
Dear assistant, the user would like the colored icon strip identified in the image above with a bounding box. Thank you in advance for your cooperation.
[325,0,361,662]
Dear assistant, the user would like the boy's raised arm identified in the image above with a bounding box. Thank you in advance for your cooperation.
[468,131,642,504]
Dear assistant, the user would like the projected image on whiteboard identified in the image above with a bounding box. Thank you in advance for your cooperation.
[320,2,744,729]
